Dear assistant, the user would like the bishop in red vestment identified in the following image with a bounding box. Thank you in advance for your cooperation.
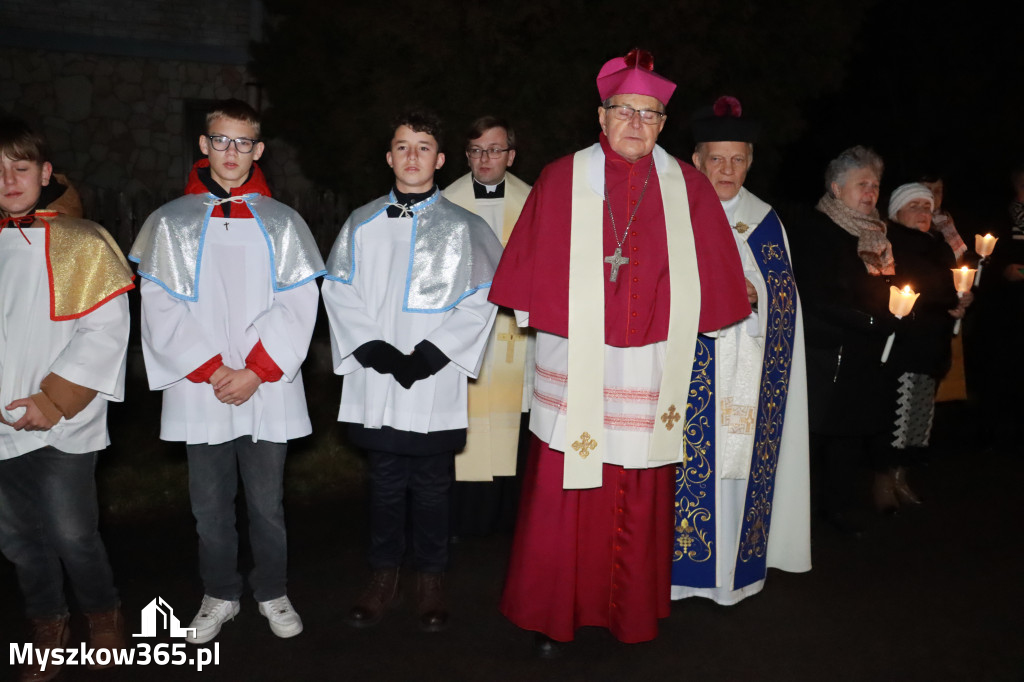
[491,50,750,646]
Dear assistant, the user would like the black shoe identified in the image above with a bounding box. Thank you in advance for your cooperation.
[534,633,562,659]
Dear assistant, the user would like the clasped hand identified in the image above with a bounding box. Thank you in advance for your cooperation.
[209,366,262,405]
[354,340,438,389]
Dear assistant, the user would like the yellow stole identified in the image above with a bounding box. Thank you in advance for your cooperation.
[445,174,532,481]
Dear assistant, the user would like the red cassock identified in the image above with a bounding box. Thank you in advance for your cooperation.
[491,134,749,643]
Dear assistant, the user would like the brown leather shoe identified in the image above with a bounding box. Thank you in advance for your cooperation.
[415,572,449,632]
[347,568,400,628]
[872,471,899,514]
[892,466,922,505]
[86,606,126,670]
[19,615,69,682]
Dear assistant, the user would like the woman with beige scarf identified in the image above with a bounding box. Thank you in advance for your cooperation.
[789,146,897,536]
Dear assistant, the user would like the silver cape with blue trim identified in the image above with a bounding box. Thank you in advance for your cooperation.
[129,193,326,301]
[325,190,503,313]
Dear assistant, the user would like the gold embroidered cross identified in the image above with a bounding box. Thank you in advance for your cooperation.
[496,316,526,363]
[571,432,597,459]
[661,404,681,431]
[720,397,756,434]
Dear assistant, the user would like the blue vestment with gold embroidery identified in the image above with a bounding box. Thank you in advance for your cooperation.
[672,209,799,590]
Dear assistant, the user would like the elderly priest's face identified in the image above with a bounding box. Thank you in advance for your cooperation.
[693,141,752,202]
[598,94,666,163]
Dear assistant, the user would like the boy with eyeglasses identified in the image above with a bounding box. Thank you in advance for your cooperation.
[323,108,501,632]
[0,115,133,682]
[131,99,325,644]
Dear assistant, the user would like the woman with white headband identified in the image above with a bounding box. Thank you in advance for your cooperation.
[879,182,966,511]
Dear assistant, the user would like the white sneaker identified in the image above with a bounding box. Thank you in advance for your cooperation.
[186,595,240,644]
[258,596,303,638]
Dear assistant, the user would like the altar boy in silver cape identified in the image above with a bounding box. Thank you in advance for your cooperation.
[323,109,501,632]
[672,96,811,605]
[131,99,325,643]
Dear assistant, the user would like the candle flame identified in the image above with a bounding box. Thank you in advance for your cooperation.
[902,285,913,294]
[960,266,969,272]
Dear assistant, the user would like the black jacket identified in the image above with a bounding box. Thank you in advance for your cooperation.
[788,208,895,435]
[885,222,958,378]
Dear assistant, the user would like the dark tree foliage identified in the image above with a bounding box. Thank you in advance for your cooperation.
[251,0,874,204]
[783,0,1024,224]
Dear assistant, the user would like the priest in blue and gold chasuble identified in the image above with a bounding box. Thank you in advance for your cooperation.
[672,97,811,605]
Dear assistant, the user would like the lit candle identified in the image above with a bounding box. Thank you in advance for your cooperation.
[951,266,976,293]
[975,233,998,258]
[882,285,920,363]
[888,284,920,317]
[975,234,998,286]
[951,267,975,335]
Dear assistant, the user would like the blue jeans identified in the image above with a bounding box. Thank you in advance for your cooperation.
[187,438,288,602]
[0,447,118,619]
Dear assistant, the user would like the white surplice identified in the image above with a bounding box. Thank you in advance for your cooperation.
[0,227,129,459]
[671,187,812,605]
[527,329,679,470]
[323,210,497,433]
[139,215,318,445]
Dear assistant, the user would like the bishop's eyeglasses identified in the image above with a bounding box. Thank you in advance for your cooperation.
[603,105,666,125]
[205,135,260,153]
[467,147,510,159]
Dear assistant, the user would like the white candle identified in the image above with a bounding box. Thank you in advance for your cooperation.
[975,233,998,258]
[951,268,974,336]
[882,285,920,363]
[888,285,920,318]
[951,266,976,293]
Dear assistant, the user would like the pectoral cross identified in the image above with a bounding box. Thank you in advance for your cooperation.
[604,247,629,283]
[224,221,230,231]
[496,316,526,363]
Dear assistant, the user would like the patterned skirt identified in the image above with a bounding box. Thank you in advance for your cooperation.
[892,372,937,449]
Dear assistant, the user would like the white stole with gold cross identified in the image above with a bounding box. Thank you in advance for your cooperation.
[564,143,701,489]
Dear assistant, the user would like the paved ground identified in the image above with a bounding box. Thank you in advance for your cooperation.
[3,403,1023,682]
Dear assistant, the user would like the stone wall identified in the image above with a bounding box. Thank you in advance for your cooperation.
[0,0,315,236]
[2,48,310,203]
[0,0,255,51]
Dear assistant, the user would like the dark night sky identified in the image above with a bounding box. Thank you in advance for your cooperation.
[772,1,1024,228]
[252,0,1024,231]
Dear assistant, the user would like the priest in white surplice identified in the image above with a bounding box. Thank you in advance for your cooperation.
[323,110,501,632]
[443,116,533,536]
[671,96,811,605]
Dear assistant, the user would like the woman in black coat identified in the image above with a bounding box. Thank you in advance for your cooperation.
[788,146,896,534]
[881,183,965,509]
